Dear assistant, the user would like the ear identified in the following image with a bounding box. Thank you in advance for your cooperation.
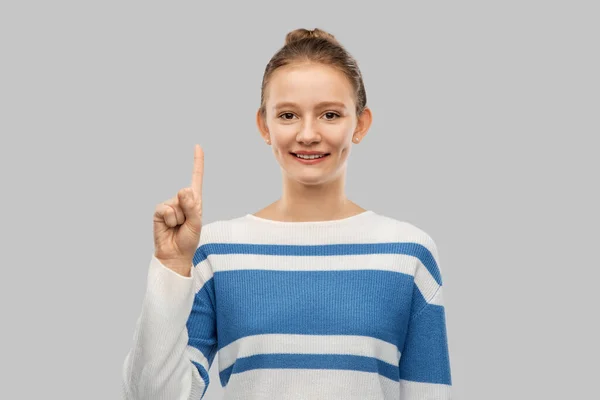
[353,107,373,142]
[256,108,270,143]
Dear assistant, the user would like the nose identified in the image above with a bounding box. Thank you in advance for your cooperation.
[296,120,321,144]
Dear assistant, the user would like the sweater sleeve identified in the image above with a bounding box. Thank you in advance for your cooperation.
[398,239,452,399]
[121,249,218,399]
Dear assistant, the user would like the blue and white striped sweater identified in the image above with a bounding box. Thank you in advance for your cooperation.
[122,210,452,399]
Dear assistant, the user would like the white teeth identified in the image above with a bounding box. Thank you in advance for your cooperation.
[296,154,325,160]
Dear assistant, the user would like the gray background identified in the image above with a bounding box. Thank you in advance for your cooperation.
[1,0,598,399]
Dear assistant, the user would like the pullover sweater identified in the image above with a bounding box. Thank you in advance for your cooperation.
[122,210,452,399]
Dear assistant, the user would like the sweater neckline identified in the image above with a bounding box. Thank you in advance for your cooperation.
[244,210,374,226]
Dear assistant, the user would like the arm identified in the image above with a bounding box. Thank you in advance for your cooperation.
[121,248,218,399]
[399,239,452,399]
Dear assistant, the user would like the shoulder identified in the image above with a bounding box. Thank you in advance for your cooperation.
[198,214,250,245]
[369,214,446,295]
[192,215,247,268]
[367,212,439,259]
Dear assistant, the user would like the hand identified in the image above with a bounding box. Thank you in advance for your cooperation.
[152,144,204,276]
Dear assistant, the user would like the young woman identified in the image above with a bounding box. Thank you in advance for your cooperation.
[122,28,452,400]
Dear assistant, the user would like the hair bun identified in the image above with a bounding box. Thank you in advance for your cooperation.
[284,28,340,46]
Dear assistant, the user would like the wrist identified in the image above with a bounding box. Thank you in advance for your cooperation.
[155,256,193,277]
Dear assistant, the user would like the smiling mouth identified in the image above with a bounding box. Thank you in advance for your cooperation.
[290,152,331,160]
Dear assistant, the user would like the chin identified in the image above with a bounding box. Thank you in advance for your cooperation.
[279,155,345,186]
[288,170,339,186]
[294,177,329,186]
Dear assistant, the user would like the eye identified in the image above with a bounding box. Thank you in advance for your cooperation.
[323,112,341,120]
[278,112,296,120]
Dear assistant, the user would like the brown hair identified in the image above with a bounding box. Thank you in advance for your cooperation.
[259,28,367,119]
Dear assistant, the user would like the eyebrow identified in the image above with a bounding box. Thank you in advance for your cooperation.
[273,101,347,111]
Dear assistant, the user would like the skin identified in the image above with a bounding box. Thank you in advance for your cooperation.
[153,144,204,276]
[255,62,373,222]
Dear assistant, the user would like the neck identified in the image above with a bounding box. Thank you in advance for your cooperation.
[272,170,362,222]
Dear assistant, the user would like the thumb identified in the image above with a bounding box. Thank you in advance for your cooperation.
[178,188,202,234]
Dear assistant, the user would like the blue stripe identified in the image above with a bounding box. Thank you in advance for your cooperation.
[194,242,442,285]
[397,288,431,351]
[191,361,210,397]
[219,353,399,386]
[187,277,218,361]
[212,268,413,349]
[399,303,452,385]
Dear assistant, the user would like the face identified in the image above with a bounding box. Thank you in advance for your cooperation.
[257,62,372,186]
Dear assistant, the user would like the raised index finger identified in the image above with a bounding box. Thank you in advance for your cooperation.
[191,144,204,200]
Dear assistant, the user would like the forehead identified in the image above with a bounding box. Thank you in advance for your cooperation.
[266,63,354,107]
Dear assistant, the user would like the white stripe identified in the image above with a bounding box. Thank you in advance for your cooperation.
[208,253,415,274]
[412,256,441,304]
[429,286,444,306]
[186,344,210,373]
[399,379,452,399]
[218,333,401,372]
[222,368,400,400]
[191,258,214,294]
